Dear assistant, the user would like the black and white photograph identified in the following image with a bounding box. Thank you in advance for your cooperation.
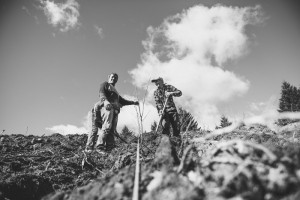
[1,0,300,199]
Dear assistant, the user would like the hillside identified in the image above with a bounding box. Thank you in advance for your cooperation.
[1,123,300,200]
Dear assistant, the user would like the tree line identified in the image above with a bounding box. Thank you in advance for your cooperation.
[278,81,300,125]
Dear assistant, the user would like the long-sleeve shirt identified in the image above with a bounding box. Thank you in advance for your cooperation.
[154,83,182,113]
[99,81,134,111]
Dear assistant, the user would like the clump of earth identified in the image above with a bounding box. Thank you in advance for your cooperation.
[1,122,300,200]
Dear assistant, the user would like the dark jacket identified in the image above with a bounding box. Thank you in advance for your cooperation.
[99,81,134,111]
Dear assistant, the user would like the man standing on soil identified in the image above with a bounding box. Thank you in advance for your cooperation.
[85,73,139,153]
[152,77,182,139]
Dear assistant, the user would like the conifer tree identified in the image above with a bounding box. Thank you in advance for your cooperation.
[178,107,198,131]
[216,115,232,129]
[220,115,232,128]
[278,81,300,125]
[151,121,157,132]
[278,81,292,113]
[121,125,132,137]
[297,87,300,112]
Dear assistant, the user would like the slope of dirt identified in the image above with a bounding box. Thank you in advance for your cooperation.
[1,123,300,200]
[0,132,158,200]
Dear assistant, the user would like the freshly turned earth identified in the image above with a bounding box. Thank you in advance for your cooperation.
[1,123,300,200]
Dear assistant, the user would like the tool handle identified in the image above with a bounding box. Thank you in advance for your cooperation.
[154,96,169,134]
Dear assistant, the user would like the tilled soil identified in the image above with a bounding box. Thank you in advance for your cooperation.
[1,123,300,200]
[0,132,159,200]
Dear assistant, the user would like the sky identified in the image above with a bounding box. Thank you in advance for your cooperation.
[0,0,300,135]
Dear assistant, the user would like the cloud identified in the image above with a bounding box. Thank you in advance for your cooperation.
[118,95,159,133]
[94,25,104,39]
[249,95,278,114]
[40,0,80,32]
[229,96,300,132]
[199,95,300,138]
[209,111,300,138]
[46,111,91,135]
[22,5,40,24]
[22,6,31,16]
[244,97,279,129]
[250,102,266,111]
[45,97,158,135]
[46,124,87,135]
[244,96,300,131]
[130,4,264,129]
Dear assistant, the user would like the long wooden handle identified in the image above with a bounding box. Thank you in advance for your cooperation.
[154,96,169,134]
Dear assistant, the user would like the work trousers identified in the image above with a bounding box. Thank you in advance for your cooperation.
[86,106,101,150]
[161,111,180,137]
[95,107,118,151]
[86,102,118,151]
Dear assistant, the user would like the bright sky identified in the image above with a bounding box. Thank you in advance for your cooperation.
[1,0,300,135]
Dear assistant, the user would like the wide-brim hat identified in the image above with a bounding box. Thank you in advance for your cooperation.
[151,77,163,83]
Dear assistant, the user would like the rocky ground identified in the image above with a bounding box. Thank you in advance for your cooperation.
[1,123,300,200]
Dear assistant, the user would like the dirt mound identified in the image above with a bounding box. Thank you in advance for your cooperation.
[0,132,158,200]
[1,124,300,200]
[41,135,202,200]
[191,124,300,199]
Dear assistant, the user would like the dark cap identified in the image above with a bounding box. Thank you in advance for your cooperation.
[151,77,163,83]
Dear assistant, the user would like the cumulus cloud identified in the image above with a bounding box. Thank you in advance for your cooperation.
[130,4,264,128]
[118,95,159,133]
[94,25,104,39]
[244,96,279,129]
[250,102,266,111]
[198,96,300,139]
[212,96,300,135]
[244,96,300,130]
[249,96,279,114]
[46,111,91,135]
[40,0,80,32]
[46,124,87,135]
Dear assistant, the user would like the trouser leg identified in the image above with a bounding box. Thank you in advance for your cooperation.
[161,113,171,136]
[86,108,98,149]
[96,108,115,150]
[106,113,118,151]
[169,111,180,137]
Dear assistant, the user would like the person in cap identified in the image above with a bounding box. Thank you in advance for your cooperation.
[152,77,182,138]
[85,73,139,153]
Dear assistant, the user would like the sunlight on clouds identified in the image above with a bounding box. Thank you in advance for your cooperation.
[249,96,278,114]
[46,124,87,135]
[118,95,158,133]
[40,0,80,32]
[250,102,266,111]
[242,96,279,129]
[130,4,264,129]
[46,111,91,135]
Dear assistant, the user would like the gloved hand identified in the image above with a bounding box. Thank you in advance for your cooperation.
[104,100,112,111]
